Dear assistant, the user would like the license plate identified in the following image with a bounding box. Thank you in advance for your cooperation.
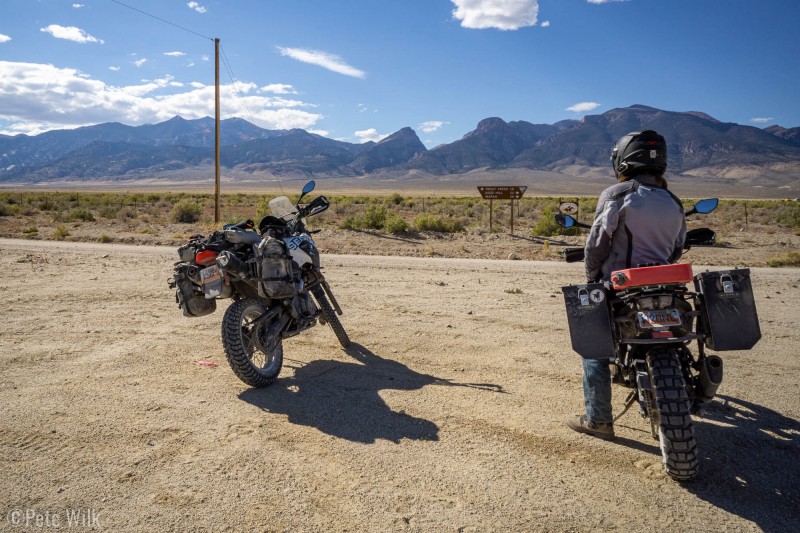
[200,265,222,285]
[637,309,682,328]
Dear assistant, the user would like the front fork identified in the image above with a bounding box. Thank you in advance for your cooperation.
[304,270,344,316]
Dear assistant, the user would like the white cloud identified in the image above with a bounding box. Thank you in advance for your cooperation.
[186,62,195,68]
[277,47,366,79]
[566,101,601,113]
[541,20,550,27]
[260,84,297,95]
[0,34,11,44]
[418,120,448,133]
[187,2,207,13]
[201,55,209,61]
[451,0,539,31]
[108,66,120,71]
[72,3,85,8]
[133,58,147,67]
[163,51,186,57]
[0,61,324,135]
[308,129,329,137]
[40,25,104,44]
[354,128,389,143]
[587,1,630,4]
[751,117,774,124]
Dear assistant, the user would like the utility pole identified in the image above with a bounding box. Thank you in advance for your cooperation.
[214,37,221,224]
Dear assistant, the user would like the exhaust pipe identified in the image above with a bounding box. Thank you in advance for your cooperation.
[697,355,723,401]
[216,251,250,279]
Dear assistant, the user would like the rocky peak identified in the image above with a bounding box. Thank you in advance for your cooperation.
[472,117,508,135]
[378,127,419,144]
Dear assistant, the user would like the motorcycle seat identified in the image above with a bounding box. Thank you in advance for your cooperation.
[610,263,694,290]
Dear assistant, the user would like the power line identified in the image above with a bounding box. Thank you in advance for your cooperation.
[109,0,214,42]
[109,0,255,124]
[220,45,257,126]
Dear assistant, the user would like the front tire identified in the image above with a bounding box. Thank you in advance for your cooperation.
[646,348,699,481]
[311,286,351,349]
[222,299,283,388]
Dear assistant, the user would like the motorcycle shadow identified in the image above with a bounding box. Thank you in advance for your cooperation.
[685,395,800,530]
[238,343,504,444]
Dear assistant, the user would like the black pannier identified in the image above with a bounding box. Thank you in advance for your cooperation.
[562,283,616,359]
[258,237,296,300]
[694,268,761,351]
[171,263,216,318]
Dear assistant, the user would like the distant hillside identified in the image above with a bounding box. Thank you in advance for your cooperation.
[510,105,800,172]
[402,117,570,174]
[765,125,800,144]
[1,106,799,192]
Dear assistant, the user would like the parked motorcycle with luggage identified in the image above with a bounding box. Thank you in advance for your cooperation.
[169,181,350,388]
[556,198,761,480]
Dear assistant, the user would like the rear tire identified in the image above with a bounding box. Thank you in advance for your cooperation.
[222,299,283,388]
[646,348,698,481]
[311,286,351,349]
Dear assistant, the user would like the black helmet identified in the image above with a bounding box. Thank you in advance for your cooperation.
[610,130,667,177]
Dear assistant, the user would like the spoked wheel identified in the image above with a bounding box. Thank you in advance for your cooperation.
[221,299,283,388]
[646,347,699,481]
[311,286,351,349]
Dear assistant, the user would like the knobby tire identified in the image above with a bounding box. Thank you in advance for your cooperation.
[221,298,283,388]
[646,347,699,481]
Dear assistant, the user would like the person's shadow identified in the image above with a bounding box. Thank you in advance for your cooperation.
[239,343,504,444]
[681,395,800,531]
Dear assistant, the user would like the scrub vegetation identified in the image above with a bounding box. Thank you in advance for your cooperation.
[0,191,797,264]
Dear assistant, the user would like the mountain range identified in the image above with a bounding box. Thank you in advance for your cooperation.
[1,105,799,186]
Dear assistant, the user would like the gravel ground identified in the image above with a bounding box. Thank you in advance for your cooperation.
[1,238,798,532]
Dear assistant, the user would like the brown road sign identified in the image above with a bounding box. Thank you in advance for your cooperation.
[477,186,528,200]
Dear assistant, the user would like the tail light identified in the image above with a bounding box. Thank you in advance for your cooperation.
[195,249,218,266]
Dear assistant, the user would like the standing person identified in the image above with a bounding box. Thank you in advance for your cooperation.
[566,130,687,439]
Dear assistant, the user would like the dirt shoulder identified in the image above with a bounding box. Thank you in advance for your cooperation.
[1,238,798,531]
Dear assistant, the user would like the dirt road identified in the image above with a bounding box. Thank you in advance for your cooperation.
[1,238,798,531]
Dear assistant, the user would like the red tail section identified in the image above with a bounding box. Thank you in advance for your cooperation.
[611,263,693,290]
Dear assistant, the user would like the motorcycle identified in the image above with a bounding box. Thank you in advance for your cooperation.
[169,180,350,388]
[556,199,761,480]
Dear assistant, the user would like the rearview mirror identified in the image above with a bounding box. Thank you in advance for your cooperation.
[297,180,317,205]
[694,198,718,214]
[555,213,591,229]
[685,198,719,216]
[555,213,576,228]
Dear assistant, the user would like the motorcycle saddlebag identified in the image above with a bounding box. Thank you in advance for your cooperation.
[173,264,216,318]
[177,242,197,262]
[562,283,616,359]
[694,268,761,351]
[258,238,296,300]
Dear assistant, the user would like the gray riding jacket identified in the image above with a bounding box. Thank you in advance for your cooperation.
[584,175,686,282]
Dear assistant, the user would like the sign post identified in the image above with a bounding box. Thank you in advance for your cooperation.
[477,186,528,235]
[558,199,580,235]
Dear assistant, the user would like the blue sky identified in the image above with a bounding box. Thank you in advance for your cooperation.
[1,0,798,147]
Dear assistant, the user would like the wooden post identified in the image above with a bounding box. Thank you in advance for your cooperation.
[510,198,514,235]
[214,37,221,224]
[744,201,748,229]
[489,199,493,232]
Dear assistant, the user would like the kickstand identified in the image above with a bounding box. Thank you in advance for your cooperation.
[613,391,637,423]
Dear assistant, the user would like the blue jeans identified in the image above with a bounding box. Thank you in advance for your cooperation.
[582,358,613,424]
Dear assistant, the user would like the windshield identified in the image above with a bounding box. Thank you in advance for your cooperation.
[269,196,297,222]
